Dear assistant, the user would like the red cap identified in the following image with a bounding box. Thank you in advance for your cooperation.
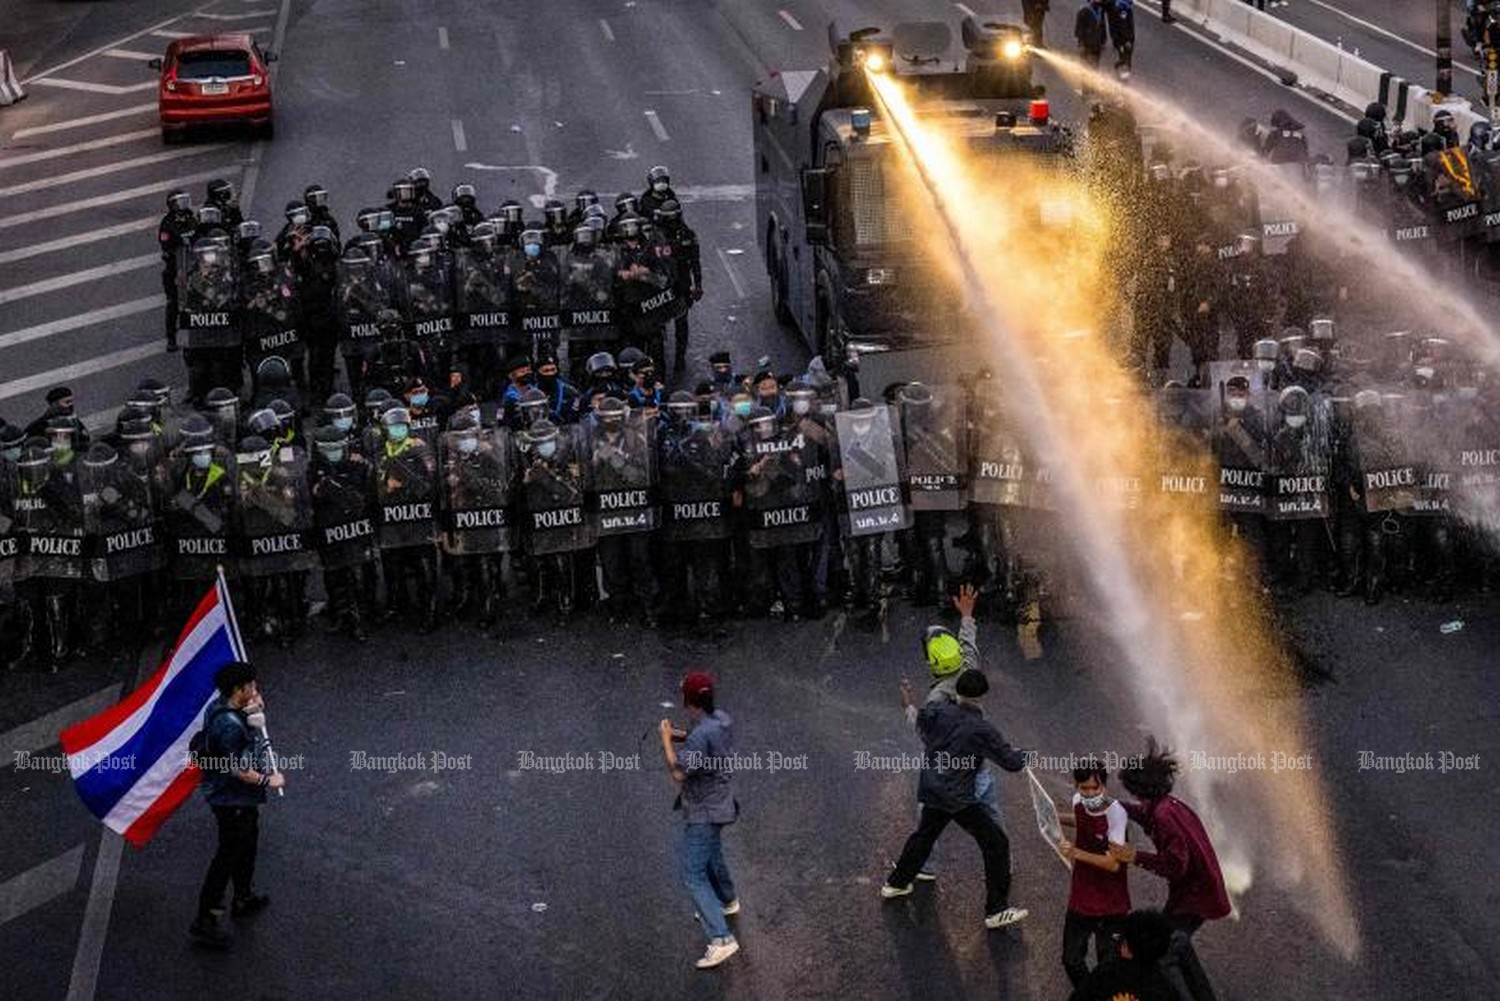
[682,671,714,702]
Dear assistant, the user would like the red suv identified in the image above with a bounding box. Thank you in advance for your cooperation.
[151,34,276,142]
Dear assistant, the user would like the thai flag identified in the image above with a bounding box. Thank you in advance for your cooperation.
[60,573,248,847]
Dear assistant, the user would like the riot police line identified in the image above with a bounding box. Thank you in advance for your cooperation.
[156,166,705,411]
[7,325,1499,672]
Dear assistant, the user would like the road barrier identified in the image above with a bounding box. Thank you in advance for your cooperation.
[1174,0,1487,137]
[0,49,26,106]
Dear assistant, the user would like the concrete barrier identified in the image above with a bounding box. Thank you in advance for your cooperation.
[0,50,26,106]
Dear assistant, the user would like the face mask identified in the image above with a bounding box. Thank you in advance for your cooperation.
[332,416,354,432]
[820,403,837,416]
[758,393,778,407]
[1255,359,1276,373]
[1285,414,1307,429]
[536,441,557,459]
[792,399,811,416]
[1415,366,1435,381]
[457,437,479,454]
[191,452,213,470]
[2,447,20,463]
[323,448,346,464]
[524,243,542,259]
[653,181,669,193]
[712,368,732,383]
[292,211,310,226]
[732,400,752,418]
[409,392,429,408]
[464,407,482,424]
[1227,396,1248,414]
[388,424,409,442]
[1081,793,1108,811]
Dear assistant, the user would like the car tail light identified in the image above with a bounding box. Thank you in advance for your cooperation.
[164,67,178,93]
[251,74,264,87]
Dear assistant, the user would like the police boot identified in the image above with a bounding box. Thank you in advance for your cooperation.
[45,594,72,670]
[924,534,950,607]
[416,554,439,634]
[450,559,474,620]
[477,557,501,632]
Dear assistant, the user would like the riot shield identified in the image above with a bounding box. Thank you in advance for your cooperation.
[658,421,735,543]
[834,406,912,536]
[615,241,680,327]
[520,426,595,555]
[1211,386,1270,515]
[1153,386,1216,512]
[310,457,379,571]
[1350,406,1417,514]
[235,446,317,576]
[441,429,517,555]
[374,440,438,549]
[1253,161,1306,256]
[337,255,394,358]
[165,449,236,581]
[561,245,620,349]
[514,251,564,353]
[1451,398,1500,527]
[968,396,1029,508]
[1427,147,1486,243]
[241,265,303,368]
[0,467,18,605]
[587,412,658,536]
[178,245,240,349]
[15,460,86,581]
[1396,395,1454,518]
[1265,398,1333,521]
[400,251,457,345]
[81,455,162,582]
[642,234,690,326]
[454,246,515,347]
[1475,149,1500,245]
[742,426,823,549]
[899,385,967,511]
[1383,177,1437,257]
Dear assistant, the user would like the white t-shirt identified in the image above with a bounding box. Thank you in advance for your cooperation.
[1072,792,1128,844]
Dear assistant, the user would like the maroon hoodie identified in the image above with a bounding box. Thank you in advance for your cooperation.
[1124,795,1232,921]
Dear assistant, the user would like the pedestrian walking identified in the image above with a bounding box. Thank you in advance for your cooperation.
[1107,0,1136,79]
[881,669,1030,930]
[1109,739,1230,1001]
[1075,0,1108,73]
[1023,0,1050,48]
[189,661,283,948]
[658,671,741,970]
[897,584,1004,880]
[1057,756,1132,986]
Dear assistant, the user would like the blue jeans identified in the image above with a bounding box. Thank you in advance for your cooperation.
[917,768,1001,873]
[679,823,737,942]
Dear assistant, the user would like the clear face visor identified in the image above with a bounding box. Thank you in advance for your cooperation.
[169,193,191,212]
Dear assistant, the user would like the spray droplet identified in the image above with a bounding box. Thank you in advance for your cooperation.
[531,902,548,912]
[1440,620,1465,634]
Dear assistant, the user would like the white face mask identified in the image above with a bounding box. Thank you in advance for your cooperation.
[457,437,479,454]
[1081,792,1108,811]
[653,180,668,193]
[792,399,811,416]
[1255,359,1276,373]
[1415,366,1435,381]
[1285,414,1307,429]
[1227,396,1248,414]
[536,441,557,459]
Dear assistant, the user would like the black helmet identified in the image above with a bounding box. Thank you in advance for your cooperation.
[285,199,309,222]
[615,192,639,215]
[448,409,480,434]
[519,387,548,417]
[1364,102,1386,123]
[207,178,235,204]
[247,249,276,275]
[408,166,432,191]
[1278,385,1310,417]
[666,390,696,419]
[391,178,416,201]
[617,346,645,371]
[304,183,329,208]
[498,199,524,223]
[116,407,154,442]
[237,435,271,462]
[324,392,356,420]
[312,424,349,455]
[527,418,559,447]
[647,164,671,188]
[543,199,567,226]
[197,204,223,227]
[453,182,477,207]
[586,351,616,378]
[180,415,215,452]
[574,189,598,213]
[267,396,296,428]
[747,405,777,437]
[356,206,382,232]
[470,221,499,251]
[83,441,118,469]
[205,387,239,412]
[616,211,644,239]
[167,189,192,212]
[653,198,682,224]
[381,405,411,428]
[596,396,627,423]
[309,224,335,248]
[136,377,171,408]
[237,219,263,243]
[573,224,599,249]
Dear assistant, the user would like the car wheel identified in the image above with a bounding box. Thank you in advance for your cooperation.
[769,242,794,328]
[259,119,275,141]
[161,126,179,145]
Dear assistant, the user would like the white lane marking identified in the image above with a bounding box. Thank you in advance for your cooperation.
[0,845,86,926]
[452,118,468,152]
[65,831,122,1001]
[102,49,161,61]
[462,163,558,208]
[0,168,231,230]
[955,2,977,17]
[0,686,121,763]
[0,297,164,355]
[779,9,804,31]
[29,78,158,95]
[716,246,747,299]
[0,144,231,198]
[0,128,159,169]
[199,10,276,19]
[1301,0,1480,76]
[1133,0,1357,122]
[674,182,754,202]
[233,0,289,258]
[0,217,156,265]
[0,254,159,306]
[0,338,163,404]
[22,5,213,84]
[11,103,156,140]
[151,29,193,39]
[600,19,615,42]
[438,26,450,50]
[644,109,670,141]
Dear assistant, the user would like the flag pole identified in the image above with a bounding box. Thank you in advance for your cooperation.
[215,565,283,797]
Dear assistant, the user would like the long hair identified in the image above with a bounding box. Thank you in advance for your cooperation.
[1118,735,1178,800]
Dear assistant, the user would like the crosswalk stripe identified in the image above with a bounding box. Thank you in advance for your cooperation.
[199,10,276,19]
[0,168,231,230]
[30,79,158,96]
[0,145,232,198]
[0,340,163,407]
[0,217,158,265]
[0,254,159,306]
[0,128,159,169]
[0,296,163,354]
[11,103,157,140]
[150,30,194,39]
[0,845,85,927]
[102,49,162,61]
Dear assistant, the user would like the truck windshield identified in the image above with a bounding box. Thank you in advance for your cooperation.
[838,156,917,249]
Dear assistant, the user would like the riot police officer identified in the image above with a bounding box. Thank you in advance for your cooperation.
[205,178,244,231]
[652,199,703,375]
[373,405,439,632]
[639,165,680,221]
[158,190,198,352]
[518,418,594,621]
[310,424,379,640]
[304,183,339,241]
[409,166,444,213]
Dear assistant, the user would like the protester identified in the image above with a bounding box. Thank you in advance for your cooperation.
[1058,756,1132,986]
[1069,908,1179,1001]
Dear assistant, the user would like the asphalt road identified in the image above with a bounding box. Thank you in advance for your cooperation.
[1,2,1495,1000]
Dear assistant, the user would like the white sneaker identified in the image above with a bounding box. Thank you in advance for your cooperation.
[880,882,914,899]
[984,906,1029,930]
[696,937,739,969]
[721,899,741,916]
[915,869,938,882]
